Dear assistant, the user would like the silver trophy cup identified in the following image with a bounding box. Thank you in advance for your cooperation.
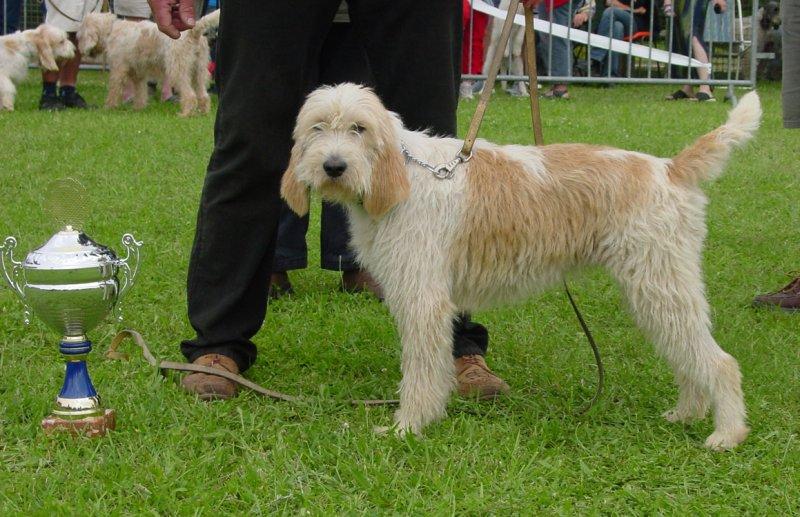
[0,181,142,435]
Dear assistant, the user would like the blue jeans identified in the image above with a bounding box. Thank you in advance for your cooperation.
[273,202,358,271]
[1,0,21,34]
[539,3,571,78]
[590,7,637,76]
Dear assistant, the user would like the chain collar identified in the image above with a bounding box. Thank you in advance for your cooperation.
[400,142,471,180]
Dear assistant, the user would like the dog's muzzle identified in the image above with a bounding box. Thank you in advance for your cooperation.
[323,156,347,178]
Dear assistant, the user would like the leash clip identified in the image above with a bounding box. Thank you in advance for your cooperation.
[432,151,472,180]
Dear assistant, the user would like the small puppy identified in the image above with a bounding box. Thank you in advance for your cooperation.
[282,83,761,450]
[0,24,75,111]
[77,10,219,116]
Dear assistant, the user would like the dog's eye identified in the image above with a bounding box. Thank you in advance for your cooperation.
[312,124,325,132]
[351,124,366,134]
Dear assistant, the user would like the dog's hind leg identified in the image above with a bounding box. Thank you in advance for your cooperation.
[386,288,457,436]
[193,60,211,114]
[105,67,128,109]
[611,244,748,450]
[131,76,149,110]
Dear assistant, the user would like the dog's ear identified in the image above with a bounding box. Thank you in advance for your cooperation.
[33,29,58,71]
[363,142,410,220]
[280,147,309,217]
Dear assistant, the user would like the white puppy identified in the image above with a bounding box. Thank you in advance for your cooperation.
[77,10,219,117]
[282,83,760,450]
[0,24,75,111]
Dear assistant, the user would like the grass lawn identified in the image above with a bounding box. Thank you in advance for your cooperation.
[1,72,798,514]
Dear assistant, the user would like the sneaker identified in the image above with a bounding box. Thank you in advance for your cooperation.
[269,272,294,300]
[61,90,91,109]
[39,94,65,111]
[459,80,474,100]
[181,354,239,400]
[455,354,510,399]
[753,276,800,311]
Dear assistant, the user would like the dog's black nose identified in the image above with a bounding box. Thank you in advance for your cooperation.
[323,157,347,178]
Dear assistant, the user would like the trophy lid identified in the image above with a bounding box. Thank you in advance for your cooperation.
[23,229,119,283]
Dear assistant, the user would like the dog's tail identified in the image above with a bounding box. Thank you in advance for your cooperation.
[668,91,761,186]
[188,9,220,38]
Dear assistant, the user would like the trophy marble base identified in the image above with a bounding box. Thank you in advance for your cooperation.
[41,409,116,437]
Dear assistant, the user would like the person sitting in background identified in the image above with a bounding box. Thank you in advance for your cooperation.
[663,0,726,101]
[583,0,651,78]
[1,0,22,34]
[538,0,595,98]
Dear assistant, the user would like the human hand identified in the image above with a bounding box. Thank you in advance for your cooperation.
[663,0,674,16]
[148,0,195,39]
[573,11,589,27]
[634,6,647,14]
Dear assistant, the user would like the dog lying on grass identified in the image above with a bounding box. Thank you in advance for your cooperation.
[77,10,219,117]
[281,83,760,450]
[0,24,75,111]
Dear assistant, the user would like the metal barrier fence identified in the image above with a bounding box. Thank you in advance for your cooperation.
[461,0,759,95]
[3,0,760,92]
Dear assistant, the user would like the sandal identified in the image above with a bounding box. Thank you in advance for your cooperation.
[542,88,570,100]
[693,92,716,102]
[665,90,693,100]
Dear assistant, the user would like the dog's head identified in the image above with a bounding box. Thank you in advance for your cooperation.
[77,13,115,57]
[759,1,781,30]
[29,24,75,71]
[281,83,410,220]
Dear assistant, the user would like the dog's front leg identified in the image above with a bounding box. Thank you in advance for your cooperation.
[390,292,457,436]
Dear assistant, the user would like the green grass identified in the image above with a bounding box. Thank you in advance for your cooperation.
[1,72,799,514]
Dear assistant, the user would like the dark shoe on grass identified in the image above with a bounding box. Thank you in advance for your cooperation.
[692,92,716,102]
[753,276,800,311]
[341,269,383,299]
[665,89,693,100]
[39,94,65,111]
[181,353,239,400]
[269,271,294,300]
[455,354,510,399]
[61,90,92,109]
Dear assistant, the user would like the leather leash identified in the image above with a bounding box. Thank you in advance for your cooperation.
[106,329,398,406]
[460,1,604,414]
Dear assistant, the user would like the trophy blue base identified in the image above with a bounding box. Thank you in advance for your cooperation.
[41,338,115,437]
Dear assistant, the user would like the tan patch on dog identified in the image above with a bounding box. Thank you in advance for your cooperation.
[451,144,654,296]
[3,39,21,53]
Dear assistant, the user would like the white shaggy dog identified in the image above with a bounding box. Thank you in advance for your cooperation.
[0,24,75,111]
[77,10,219,117]
[282,83,761,450]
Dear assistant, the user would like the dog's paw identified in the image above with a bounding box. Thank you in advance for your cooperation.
[662,408,701,424]
[704,426,749,451]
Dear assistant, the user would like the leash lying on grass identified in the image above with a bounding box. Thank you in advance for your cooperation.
[106,329,398,407]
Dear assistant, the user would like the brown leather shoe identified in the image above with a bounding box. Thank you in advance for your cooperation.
[269,272,294,300]
[181,354,239,401]
[455,354,510,399]
[753,276,800,311]
[341,269,383,299]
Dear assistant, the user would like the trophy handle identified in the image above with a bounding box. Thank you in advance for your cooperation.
[0,236,33,323]
[113,233,143,322]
